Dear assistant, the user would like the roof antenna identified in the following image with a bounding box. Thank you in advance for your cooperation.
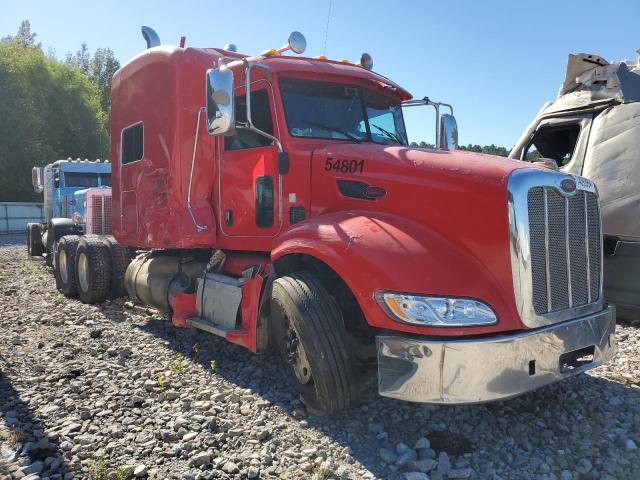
[323,0,332,55]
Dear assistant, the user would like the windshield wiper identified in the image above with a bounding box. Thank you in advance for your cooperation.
[371,124,404,145]
[303,120,362,144]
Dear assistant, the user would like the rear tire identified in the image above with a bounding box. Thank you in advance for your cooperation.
[27,224,43,256]
[104,236,131,298]
[55,235,81,297]
[271,271,361,415]
[75,237,113,304]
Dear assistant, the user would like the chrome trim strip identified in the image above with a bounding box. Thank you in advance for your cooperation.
[585,193,592,303]
[377,304,616,404]
[543,189,551,312]
[565,197,573,307]
[507,168,602,328]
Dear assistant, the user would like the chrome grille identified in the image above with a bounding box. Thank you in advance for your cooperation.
[527,187,600,315]
[90,194,112,235]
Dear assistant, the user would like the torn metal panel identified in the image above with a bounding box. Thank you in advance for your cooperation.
[583,102,640,241]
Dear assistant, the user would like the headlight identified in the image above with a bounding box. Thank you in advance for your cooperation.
[375,291,497,327]
[72,212,84,224]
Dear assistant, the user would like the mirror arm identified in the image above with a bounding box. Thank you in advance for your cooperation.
[402,98,455,149]
[243,60,284,155]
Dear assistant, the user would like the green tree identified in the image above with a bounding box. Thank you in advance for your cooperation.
[65,41,90,74]
[458,144,510,157]
[1,20,41,48]
[0,39,108,201]
[89,48,120,119]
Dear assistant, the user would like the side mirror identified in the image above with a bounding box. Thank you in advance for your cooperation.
[32,167,43,194]
[439,113,459,150]
[206,68,235,136]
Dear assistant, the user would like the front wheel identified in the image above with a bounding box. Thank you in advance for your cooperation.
[271,271,361,415]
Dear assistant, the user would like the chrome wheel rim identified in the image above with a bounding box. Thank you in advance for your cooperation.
[78,253,89,292]
[59,249,68,284]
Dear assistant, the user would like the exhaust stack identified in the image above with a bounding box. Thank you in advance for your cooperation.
[141,26,160,49]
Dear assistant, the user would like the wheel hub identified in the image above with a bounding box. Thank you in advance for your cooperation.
[59,249,68,283]
[285,322,312,384]
[78,253,89,292]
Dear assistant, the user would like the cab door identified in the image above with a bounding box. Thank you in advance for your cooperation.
[218,81,282,237]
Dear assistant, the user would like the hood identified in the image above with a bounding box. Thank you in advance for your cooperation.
[309,144,533,318]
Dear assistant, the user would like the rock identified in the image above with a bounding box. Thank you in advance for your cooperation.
[119,346,133,358]
[89,329,103,338]
[576,458,592,475]
[396,449,418,468]
[418,448,436,460]
[21,461,44,475]
[448,468,472,479]
[404,473,429,480]
[436,452,450,476]
[64,423,82,435]
[143,380,156,392]
[190,452,210,467]
[414,437,430,450]
[134,464,147,477]
[379,448,397,464]
[247,466,260,479]
[625,439,638,450]
[414,459,438,472]
[396,442,412,454]
[222,461,239,474]
[560,471,573,480]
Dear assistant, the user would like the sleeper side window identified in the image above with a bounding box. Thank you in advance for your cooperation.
[224,89,274,151]
[122,123,144,164]
[524,124,581,167]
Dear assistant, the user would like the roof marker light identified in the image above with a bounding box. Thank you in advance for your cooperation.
[314,55,328,60]
[358,53,373,70]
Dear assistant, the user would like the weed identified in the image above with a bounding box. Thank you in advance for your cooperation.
[192,342,200,354]
[312,465,332,480]
[209,359,217,372]
[115,468,127,480]
[21,261,41,276]
[169,353,187,375]
[7,427,20,447]
[89,457,108,480]
[156,374,169,401]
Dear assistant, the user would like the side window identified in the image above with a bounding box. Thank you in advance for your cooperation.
[122,123,144,164]
[524,124,580,167]
[225,89,274,151]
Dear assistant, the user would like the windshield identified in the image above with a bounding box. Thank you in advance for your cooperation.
[62,172,111,188]
[280,78,407,145]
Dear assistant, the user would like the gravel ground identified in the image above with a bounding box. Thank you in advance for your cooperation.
[0,244,639,480]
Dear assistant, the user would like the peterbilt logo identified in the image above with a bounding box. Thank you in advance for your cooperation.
[560,178,577,194]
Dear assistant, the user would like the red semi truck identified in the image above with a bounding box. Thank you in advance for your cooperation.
[49,27,616,414]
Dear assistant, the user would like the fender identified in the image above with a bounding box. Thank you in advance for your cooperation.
[272,211,522,337]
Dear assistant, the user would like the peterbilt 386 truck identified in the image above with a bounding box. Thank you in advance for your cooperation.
[511,51,640,320]
[44,27,615,414]
[27,159,112,263]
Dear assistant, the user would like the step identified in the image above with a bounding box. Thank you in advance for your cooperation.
[187,317,232,338]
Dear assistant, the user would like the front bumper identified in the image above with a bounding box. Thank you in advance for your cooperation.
[376,304,616,404]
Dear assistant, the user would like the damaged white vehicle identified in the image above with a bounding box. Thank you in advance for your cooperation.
[511,51,640,320]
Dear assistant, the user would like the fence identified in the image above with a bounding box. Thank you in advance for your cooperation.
[0,202,44,234]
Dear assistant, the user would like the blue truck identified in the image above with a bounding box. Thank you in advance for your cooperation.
[27,158,112,264]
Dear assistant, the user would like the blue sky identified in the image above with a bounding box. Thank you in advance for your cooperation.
[2,0,639,147]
